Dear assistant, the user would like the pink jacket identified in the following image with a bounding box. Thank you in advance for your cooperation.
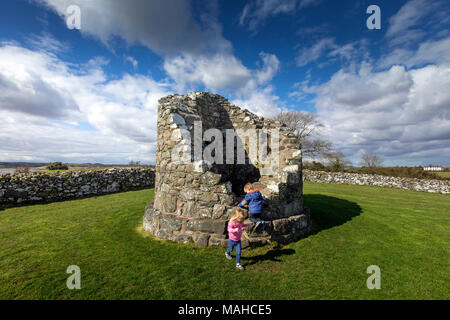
[228,220,248,241]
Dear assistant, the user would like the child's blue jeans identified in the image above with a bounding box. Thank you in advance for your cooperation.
[250,213,266,229]
[226,239,241,264]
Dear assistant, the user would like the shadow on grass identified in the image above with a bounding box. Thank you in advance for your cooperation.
[241,248,296,266]
[304,194,362,235]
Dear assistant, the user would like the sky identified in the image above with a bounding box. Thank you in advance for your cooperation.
[0,0,449,166]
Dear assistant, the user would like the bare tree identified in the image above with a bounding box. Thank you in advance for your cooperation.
[129,160,141,167]
[275,111,333,158]
[360,153,383,168]
[275,111,322,138]
[326,151,352,171]
[302,138,334,158]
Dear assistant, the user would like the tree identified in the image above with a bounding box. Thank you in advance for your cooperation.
[303,161,326,171]
[360,153,383,168]
[14,164,30,174]
[129,160,141,167]
[302,138,333,158]
[326,151,352,171]
[275,111,333,158]
[46,162,69,170]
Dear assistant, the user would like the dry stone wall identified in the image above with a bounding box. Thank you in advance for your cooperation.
[0,168,155,205]
[143,92,311,248]
[303,170,450,194]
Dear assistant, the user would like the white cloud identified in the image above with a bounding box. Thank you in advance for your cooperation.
[256,52,280,85]
[0,43,171,163]
[240,0,297,31]
[296,61,450,166]
[35,0,285,121]
[296,38,368,67]
[36,0,284,121]
[0,44,81,119]
[405,37,450,66]
[163,53,252,92]
[0,110,146,164]
[386,0,447,47]
[239,0,321,32]
[386,0,431,39]
[36,0,212,56]
[378,37,450,68]
[27,32,69,53]
[232,86,282,119]
[124,56,138,69]
[296,38,336,67]
[232,53,282,117]
[0,1,291,164]
[0,40,283,163]
[164,51,283,118]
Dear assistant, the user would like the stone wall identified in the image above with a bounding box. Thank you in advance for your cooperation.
[0,168,155,205]
[303,169,450,194]
[143,92,311,248]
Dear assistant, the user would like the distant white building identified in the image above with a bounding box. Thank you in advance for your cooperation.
[423,165,444,171]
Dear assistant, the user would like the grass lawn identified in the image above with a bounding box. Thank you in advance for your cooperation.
[435,171,450,178]
[0,182,448,299]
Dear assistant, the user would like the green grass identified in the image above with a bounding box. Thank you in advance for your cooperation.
[0,183,449,299]
[435,172,450,178]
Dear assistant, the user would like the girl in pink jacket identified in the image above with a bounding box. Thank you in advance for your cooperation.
[225,207,248,270]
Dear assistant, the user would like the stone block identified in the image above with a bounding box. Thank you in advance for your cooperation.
[154,228,174,241]
[200,172,222,186]
[174,234,192,244]
[193,233,210,247]
[161,192,177,213]
[143,207,160,232]
[186,219,227,234]
[184,201,198,218]
[212,204,226,219]
[219,194,234,206]
[197,192,219,202]
[180,189,195,201]
[208,237,228,247]
[198,207,213,218]
[160,214,183,231]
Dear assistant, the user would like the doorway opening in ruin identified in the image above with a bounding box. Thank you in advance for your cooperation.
[212,163,260,197]
[205,131,263,197]
[230,164,261,196]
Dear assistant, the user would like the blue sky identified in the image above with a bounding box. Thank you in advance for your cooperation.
[0,0,449,166]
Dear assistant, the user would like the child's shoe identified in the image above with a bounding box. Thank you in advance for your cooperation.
[236,263,245,270]
[225,252,232,260]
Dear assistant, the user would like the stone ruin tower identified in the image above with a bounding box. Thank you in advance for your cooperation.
[143,92,311,248]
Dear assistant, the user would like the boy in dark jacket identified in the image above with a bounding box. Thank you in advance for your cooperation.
[238,183,267,231]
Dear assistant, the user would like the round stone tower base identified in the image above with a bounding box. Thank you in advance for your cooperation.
[143,201,311,248]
